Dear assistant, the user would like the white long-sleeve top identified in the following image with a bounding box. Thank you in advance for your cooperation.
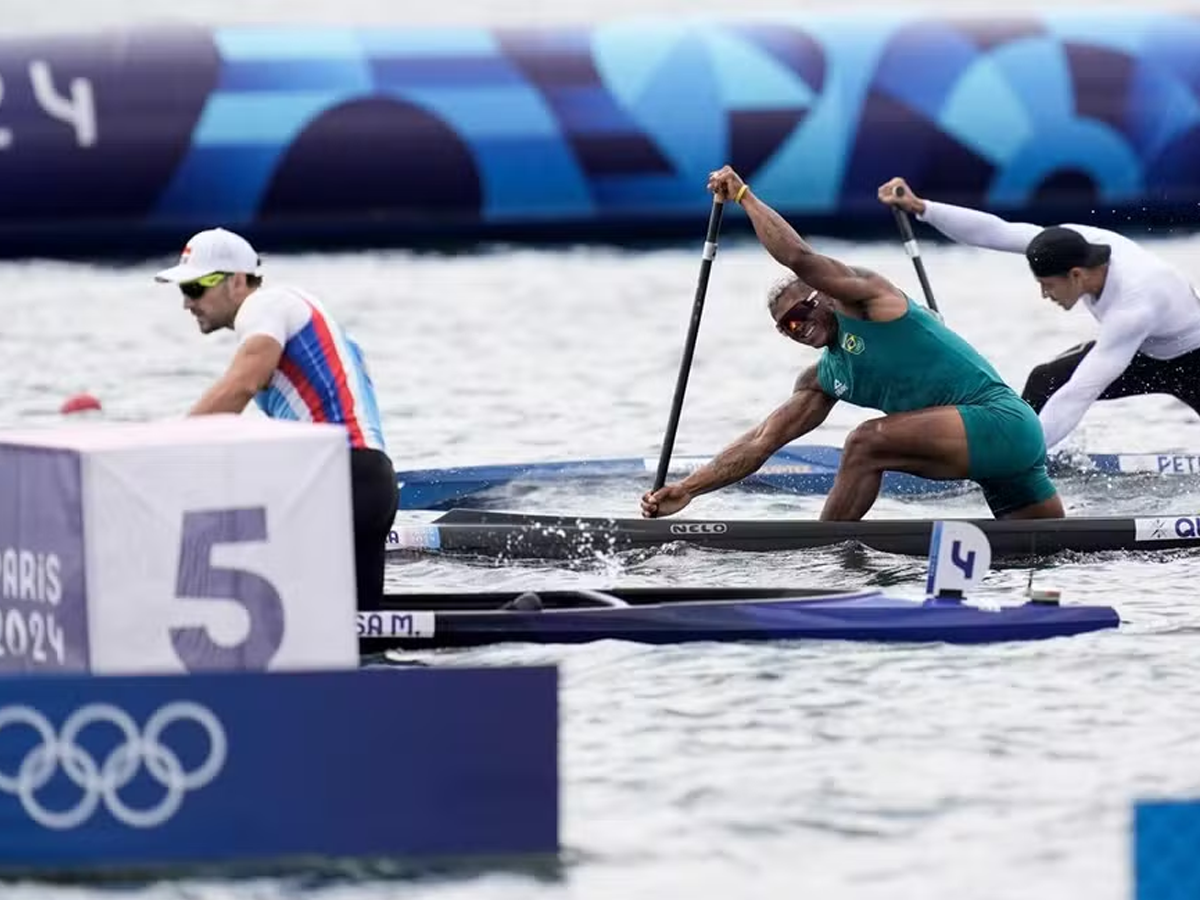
[917,201,1200,450]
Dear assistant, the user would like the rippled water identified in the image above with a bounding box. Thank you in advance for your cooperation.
[5,226,1200,900]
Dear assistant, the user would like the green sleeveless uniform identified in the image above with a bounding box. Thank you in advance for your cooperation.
[815,298,1056,516]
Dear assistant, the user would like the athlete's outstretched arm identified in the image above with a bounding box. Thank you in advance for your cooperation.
[876,177,1042,253]
[707,166,883,305]
[691,367,836,491]
[917,201,1042,253]
[743,191,883,304]
[1038,308,1154,450]
[640,367,836,517]
[189,334,283,416]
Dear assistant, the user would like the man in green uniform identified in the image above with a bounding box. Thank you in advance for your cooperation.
[640,165,1064,522]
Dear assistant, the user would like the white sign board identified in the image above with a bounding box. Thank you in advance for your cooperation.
[0,415,357,674]
[924,520,991,598]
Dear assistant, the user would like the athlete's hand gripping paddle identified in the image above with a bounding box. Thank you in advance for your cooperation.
[650,196,725,492]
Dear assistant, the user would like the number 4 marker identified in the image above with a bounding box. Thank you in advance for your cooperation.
[29,60,97,147]
[926,521,992,599]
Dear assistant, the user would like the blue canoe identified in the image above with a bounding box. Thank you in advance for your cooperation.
[358,585,1119,649]
[394,446,1200,510]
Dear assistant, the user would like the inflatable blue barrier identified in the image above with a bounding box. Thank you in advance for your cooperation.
[3,12,1200,257]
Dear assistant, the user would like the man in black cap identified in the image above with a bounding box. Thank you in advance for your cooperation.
[1026,226,1112,282]
[878,177,1200,452]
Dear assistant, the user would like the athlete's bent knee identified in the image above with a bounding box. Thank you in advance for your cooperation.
[841,420,887,469]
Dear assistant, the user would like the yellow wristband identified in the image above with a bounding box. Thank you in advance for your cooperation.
[734,184,749,204]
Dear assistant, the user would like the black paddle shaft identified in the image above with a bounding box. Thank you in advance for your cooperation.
[651,197,726,492]
[891,186,939,314]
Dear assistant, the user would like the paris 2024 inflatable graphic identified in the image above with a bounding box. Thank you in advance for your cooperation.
[0,11,1198,255]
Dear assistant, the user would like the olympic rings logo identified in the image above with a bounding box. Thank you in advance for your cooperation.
[0,702,227,829]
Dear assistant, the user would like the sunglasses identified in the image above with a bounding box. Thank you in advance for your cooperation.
[776,289,820,337]
[179,272,229,300]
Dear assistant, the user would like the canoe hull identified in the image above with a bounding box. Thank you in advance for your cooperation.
[388,509,1200,561]
[361,588,1120,649]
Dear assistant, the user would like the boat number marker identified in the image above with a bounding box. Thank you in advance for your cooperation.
[925,521,992,598]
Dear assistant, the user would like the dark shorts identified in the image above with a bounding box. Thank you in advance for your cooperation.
[1023,341,1200,415]
[957,396,1057,517]
[350,447,399,611]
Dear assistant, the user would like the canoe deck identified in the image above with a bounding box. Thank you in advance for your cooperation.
[387,508,1200,560]
[361,587,1120,648]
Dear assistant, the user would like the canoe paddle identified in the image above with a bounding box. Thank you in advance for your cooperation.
[890,185,940,315]
[651,195,725,492]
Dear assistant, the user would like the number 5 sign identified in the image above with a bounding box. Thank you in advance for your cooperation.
[0,416,359,674]
[172,508,286,670]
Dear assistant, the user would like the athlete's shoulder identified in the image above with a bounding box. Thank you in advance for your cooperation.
[814,345,842,375]
[245,283,314,308]
[243,284,320,318]
[1062,223,1147,254]
[234,284,314,341]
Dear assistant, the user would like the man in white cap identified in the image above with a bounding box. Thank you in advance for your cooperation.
[155,227,398,611]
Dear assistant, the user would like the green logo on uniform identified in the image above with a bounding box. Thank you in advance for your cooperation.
[841,332,865,355]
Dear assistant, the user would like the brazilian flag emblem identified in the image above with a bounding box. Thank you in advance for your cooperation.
[841,332,865,355]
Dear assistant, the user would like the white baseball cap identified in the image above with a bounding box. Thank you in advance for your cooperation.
[154,227,261,283]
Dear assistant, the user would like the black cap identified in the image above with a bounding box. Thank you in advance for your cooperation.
[1025,227,1111,278]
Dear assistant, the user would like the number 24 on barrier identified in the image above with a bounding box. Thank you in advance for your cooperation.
[171,508,285,672]
[0,62,97,150]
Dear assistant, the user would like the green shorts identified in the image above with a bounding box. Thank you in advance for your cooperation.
[957,396,1058,517]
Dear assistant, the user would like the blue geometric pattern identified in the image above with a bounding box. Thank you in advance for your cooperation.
[2,12,1200,251]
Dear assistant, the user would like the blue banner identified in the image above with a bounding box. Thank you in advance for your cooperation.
[0,445,88,673]
[1135,800,1200,900]
[0,666,558,872]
